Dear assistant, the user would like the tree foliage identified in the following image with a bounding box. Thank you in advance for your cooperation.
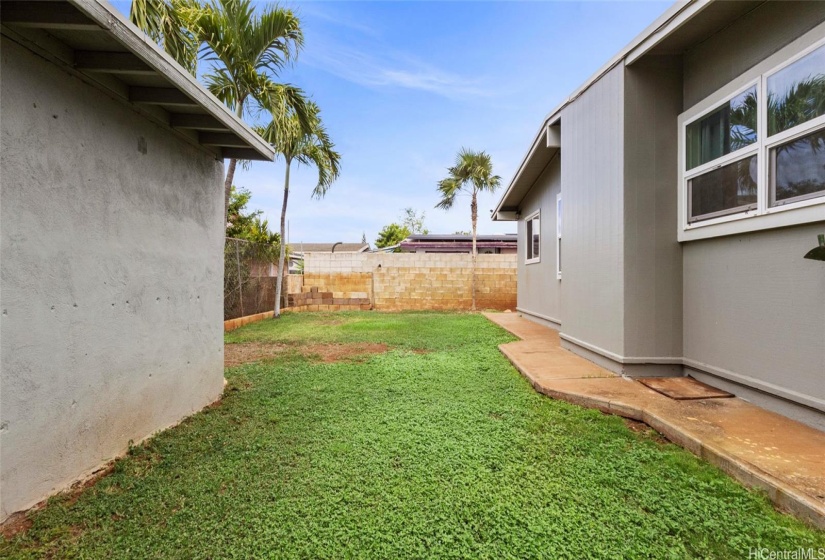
[255,100,341,317]
[256,101,340,198]
[188,0,303,115]
[226,186,281,261]
[436,148,501,310]
[130,0,200,74]
[401,207,429,235]
[183,0,311,220]
[375,223,411,250]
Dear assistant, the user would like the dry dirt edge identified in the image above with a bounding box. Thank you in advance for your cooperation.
[225,342,401,368]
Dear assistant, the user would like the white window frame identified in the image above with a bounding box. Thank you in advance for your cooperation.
[525,209,540,265]
[556,194,562,280]
[677,27,825,242]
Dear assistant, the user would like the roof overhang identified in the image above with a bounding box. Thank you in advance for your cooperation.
[492,121,560,221]
[0,0,275,161]
[492,0,769,221]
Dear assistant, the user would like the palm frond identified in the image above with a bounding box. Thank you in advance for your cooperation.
[258,100,340,198]
[130,0,199,74]
[204,68,239,109]
[191,0,303,117]
[436,149,500,206]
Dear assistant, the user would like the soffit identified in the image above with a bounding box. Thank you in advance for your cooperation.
[1,0,275,161]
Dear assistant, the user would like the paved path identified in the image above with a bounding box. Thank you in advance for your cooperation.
[484,312,825,529]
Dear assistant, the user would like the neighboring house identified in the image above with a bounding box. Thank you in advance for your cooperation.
[493,0,825,430]
[0,0,274,521]
[294,242,371,253]
[399,234,518,254]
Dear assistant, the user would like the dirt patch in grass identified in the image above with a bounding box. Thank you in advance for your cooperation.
[316,317,347,326]
[0,463,115,540]
[225,342,291,367]
[303,343,389,363]
[1,512,33,540]
[225,342,389,367]
[63,463,116,508]
[623,418,670,444]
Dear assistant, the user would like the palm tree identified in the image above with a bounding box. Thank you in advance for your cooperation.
[188,0,307,221]
[130,0,199,74]
[256,101,341,318]
[436,149,501,311]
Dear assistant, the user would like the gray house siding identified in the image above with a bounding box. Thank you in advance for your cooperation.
[1,38,225,519]
[517,156,562,327]
[683,1,825,109]
[680,6,825,427]
[559,63,626,360]
[622,56,684,365]
[497,0,824,428]
[683,224,825,429]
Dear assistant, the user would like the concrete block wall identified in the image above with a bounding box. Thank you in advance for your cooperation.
[295,253,517,311]
[284,274,304,296]
[286,286,371,312]
[302,272,373,300]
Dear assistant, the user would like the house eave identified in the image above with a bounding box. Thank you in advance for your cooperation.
[492,0,771,222]
[1,0,275,161]
[492,121,559,221]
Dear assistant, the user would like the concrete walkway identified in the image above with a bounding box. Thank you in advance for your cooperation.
[484,312,825,529]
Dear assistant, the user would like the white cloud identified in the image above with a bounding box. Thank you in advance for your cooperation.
[298,3,381,38]
[304,42,497,101]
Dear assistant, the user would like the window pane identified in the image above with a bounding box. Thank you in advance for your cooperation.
[686,86,757,169]
[772,127,825,204]
[689,155,758,222]
[526,218,534,260]
[556,197,562,236]
[767,44,825,136]
[532,217,540,258]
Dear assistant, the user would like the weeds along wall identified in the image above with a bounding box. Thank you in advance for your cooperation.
[292,253,517,311]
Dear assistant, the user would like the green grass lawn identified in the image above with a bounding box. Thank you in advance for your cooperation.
[3,312,823,558]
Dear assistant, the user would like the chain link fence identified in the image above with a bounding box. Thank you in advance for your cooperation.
[224,237,281,320]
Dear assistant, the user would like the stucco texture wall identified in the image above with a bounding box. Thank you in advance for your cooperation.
[0,38,225,520]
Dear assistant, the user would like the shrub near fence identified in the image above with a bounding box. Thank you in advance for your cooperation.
[294,252,517,312]
[224,238,278,320]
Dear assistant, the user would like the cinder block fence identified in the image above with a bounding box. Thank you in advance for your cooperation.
[286,253,517,312]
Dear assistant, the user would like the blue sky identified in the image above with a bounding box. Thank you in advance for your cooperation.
[118,1,673,245]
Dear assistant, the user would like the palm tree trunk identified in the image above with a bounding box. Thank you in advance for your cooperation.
[223,100,246,224]
[274,159,291,318]
[223,158,237,222]
[470,190,478,311]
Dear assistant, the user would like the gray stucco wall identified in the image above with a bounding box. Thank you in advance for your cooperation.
[683,0,825,109]
[622,56,683,361]
[0,37,225,520]
[516,155,561,326]
[558,63,625,357]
